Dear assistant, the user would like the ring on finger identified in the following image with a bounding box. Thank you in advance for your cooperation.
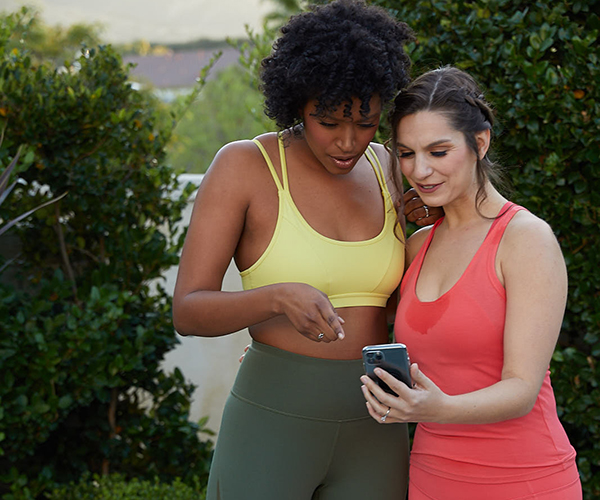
[317,332,325,340]
[380,407,391,423]
[424,205,430,218]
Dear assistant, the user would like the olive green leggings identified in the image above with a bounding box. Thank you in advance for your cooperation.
[206,341,409,500]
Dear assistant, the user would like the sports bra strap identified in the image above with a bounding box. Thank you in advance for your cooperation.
[365,146,386,193]
[252,138,286,192]
[278,135,289,191]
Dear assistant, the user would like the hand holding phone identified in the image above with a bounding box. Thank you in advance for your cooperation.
[362,343,412,394]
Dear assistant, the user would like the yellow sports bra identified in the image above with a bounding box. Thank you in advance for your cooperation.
[240,136,405,308]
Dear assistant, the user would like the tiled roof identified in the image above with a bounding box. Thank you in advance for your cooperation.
[124,47,240,89]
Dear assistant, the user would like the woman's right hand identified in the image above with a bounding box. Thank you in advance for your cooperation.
[276,283,345,342]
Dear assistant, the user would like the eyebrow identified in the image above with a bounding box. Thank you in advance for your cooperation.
[397,139,452,149]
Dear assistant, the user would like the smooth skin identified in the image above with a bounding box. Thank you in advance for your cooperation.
[361,110,568,423]
[173,96,438,360]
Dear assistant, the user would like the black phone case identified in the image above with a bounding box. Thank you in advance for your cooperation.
[362,343,412,394]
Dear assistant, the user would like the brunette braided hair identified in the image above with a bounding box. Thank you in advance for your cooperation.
[260,0,413,130]
[389,66,504,212]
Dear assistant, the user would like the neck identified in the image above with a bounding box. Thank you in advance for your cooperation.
[441,183,507,230]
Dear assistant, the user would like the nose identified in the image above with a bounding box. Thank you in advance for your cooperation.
[413,153,433,180]
[336,125,355,153]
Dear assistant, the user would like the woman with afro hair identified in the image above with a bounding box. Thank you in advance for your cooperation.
[173,1,436,498]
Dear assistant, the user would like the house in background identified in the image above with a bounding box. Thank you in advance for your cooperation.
[124,46,240,100]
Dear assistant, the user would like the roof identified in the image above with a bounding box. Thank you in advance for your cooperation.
[123,47,240,89]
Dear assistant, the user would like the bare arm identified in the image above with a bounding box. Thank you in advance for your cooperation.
[172,140,344,341]
[362,212,568,424]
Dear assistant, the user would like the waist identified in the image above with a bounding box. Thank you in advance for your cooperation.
[411,404,577,482]
[231,341,370,421]
[249,306,389,359]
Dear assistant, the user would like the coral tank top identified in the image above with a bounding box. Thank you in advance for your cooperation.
[395,202,576,483]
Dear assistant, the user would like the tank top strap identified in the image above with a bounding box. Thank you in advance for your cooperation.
[402,217,443,292]
[252,137,286,192]
[483,202,527,248]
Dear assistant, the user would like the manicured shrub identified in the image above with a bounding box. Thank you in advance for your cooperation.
[0,10,212,499]
[47,473,205,500]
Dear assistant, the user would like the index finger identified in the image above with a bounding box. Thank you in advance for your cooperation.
[374,367,413,397]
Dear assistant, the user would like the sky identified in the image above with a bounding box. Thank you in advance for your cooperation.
[0,0,274,43]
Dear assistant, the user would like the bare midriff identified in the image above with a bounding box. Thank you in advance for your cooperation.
[249,306,389,360]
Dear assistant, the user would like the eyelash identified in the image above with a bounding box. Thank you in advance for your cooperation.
[398,151,448,158]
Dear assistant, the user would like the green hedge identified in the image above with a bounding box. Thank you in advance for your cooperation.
[0,10,213,499]
[371,0,599,495]
[47,474,205,500]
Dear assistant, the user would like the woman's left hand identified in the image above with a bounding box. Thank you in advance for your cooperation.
[360,363,447,424]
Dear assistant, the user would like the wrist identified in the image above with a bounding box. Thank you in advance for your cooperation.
[270,283,288,316]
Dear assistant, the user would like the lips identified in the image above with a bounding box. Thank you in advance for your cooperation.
[416,183,442,193]
[330,155,357,169]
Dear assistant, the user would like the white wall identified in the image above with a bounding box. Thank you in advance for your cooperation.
[161,174,251,435]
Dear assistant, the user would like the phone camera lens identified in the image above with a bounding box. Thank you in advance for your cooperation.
[375,351,383,361]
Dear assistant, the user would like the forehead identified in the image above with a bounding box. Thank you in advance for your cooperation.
[397,111,460,144]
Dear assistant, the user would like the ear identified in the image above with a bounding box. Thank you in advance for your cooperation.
[475,128,491,159]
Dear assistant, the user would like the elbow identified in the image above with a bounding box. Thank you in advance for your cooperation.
[172,299,198,337]
[510,384,540,420]
[172,311,190,337]
[516,397,537,419]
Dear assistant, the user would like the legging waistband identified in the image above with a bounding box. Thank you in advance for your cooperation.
[231,341,370,422]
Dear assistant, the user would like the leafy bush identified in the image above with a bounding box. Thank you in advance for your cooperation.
[0,10,213,499]
[370,0,599,495]
[47,473,205,500]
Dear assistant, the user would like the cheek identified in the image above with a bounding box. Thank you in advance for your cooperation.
[399,158,413,177]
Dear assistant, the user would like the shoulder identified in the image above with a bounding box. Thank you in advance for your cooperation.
[196,135,278,203]
[368,141,400,196]
[406,225,434,266]
[502,209,561,254]
[202,135,276,185]
[368,142,392,172]
[499,208,566,280]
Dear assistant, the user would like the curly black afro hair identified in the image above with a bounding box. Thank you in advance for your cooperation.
[260,0,414,130]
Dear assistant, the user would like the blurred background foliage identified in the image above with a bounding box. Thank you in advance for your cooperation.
[0,8,212,500]
[0,0,598,498]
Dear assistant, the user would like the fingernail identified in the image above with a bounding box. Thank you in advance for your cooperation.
[360,376,369,384]
[338,332,345,340]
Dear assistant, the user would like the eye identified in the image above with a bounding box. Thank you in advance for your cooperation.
[318,121,337,128]
[431,151,447,157]
[358,123,377,129]
[398,151,414,158]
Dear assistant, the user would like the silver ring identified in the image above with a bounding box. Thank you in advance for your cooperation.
[317,332,324,340]
[380,407,391,422]
[424,205,430,218]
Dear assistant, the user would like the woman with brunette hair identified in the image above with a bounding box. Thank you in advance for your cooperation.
[172,1,437,498]
[361,66,581,499]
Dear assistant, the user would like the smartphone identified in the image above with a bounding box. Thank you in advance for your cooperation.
[362,343,412,394]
